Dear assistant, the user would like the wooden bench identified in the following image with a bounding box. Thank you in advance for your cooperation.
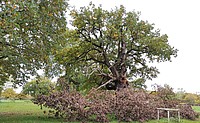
[157,108,180,122]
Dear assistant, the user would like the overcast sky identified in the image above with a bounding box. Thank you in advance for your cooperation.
[68,0,200,93]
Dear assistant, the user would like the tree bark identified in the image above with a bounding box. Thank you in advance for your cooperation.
[108,39,129,90]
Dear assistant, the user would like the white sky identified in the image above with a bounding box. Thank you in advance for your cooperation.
[69,0,200,93]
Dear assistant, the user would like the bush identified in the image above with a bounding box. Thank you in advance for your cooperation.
[179,104,199,120]
[34,89,199,123]
[16,93,33,100]
[34,91,88,121]
[113,89,158,122]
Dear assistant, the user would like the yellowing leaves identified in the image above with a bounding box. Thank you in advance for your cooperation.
[12,5,17,10]
[0,21,4,26]
[70,10,77,17]
[48,13,53,16]
[113,33,118,39]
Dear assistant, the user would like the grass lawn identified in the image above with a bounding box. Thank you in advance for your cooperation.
[193,106,200,112]
[0,100,67,123]
[0,100,200,123]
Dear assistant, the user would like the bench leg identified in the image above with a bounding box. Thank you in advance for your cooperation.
[167,111,170,122]
[178,111,180,122]
[157,109,160,120]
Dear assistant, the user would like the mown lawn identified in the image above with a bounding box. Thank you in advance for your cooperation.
[0,100,66,123]
[0,100,200,123]
[192,106,200,112]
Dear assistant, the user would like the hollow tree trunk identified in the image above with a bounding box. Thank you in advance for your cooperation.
[105,27,129,90]
[116,36,129,90]
[110,40,129,90]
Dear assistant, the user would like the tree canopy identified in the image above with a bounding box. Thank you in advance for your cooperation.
[1,1,178,91]
[54,3,178,90]
[22,77,55,97]
[0,0,68,85]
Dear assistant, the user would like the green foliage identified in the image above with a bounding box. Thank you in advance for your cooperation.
[175,88,200,105]
[130,78,147,90]
[0,0,68,85]
[183,93,200,105]
[55,75,96,94]
[22,77,55,97]
[175,88,186,101]
[1,88,17,99]
[54,3,177,90]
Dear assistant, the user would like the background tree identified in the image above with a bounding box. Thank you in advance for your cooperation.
[22,77,55,97]
[1,88,17,99]
[183,93,200,105]
[54,3,177,90]
[153,84,175,100]
[0,0,68,85]
[175,88,186,101]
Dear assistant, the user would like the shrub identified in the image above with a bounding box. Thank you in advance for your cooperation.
[34,89,199,123]
[1,88,17,99]
[16,93,29,100]
[86,89,117,122]
[179,104,199,120]
[34,91,88,121]
[113,89,160,122]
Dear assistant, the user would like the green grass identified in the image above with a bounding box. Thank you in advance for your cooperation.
[0,100,200,123]
[193,106,200,112]
[148,119,200,123]
[0,100,66,123]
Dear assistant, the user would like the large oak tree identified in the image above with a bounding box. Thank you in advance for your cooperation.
[55,3,178,90]
[0,0,68,85]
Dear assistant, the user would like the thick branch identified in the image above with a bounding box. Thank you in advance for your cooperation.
[126,45,150,57]
[133,57,146,67]
[0,41,18,49]
[0,55,8,59]
[96,79,113,90]
[97,72,113,80]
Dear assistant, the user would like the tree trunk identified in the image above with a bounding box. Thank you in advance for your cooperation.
[106,29,129,90]
[116,35,128,90]
[116,76,129,90]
